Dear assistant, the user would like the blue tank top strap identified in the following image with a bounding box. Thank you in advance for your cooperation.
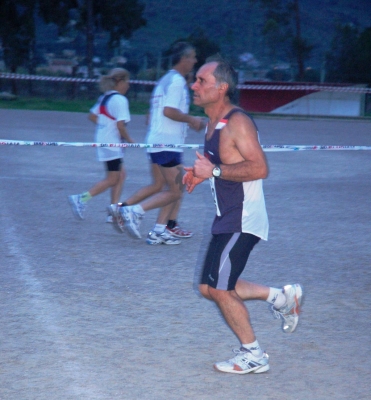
[222,107,258,129]
[99,92,120,120]
[204,108,258,165]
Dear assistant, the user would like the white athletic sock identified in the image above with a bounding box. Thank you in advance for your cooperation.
[154,224,166,234]
[242,340,263,357]
[132,204,145,215]
[266,287,286,309]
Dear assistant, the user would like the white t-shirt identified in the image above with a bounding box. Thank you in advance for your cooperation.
[90,91,131,161]
[146,70,189,153]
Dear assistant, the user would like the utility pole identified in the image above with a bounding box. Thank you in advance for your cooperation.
[86,0,94,79]
[293,0,304,81]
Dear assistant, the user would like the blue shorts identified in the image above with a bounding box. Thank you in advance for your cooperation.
[201,232,260,291]
[149,151,182,168]
[105,158,122,172]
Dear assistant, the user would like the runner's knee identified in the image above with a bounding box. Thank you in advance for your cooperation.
[106,173,120,186]
[199,284,212,299]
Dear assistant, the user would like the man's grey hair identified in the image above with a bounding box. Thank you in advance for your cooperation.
[170,41,195,66]
[210,57,238,99]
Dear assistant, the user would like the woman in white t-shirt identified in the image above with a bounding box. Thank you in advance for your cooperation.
[68,68,135,221]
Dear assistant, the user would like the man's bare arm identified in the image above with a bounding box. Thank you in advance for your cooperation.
[219,113,268,181]
[193,113,268,182]
[88,113,98,124]
[163,107,205,131]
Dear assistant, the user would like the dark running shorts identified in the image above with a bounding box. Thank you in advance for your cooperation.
[201,232,260,291]
[105,158,123,172]
[149,151,182,168]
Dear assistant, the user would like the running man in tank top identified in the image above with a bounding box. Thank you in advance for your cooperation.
[204,107,268,238]
[183,59,303,374]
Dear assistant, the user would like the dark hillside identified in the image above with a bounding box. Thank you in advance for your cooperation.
[129,0,371,68]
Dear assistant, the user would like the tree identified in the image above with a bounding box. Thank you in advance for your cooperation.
[0,0,37,93]
[0,1,31,73]
[186,28,221,70]
[326,24,371,85]
[0,0,77,74]
[78,0,146,78]
[96,0,146,49]
[262,18,289,64]
[325,23,359,83]
[38,0,77,28]
[163,29,220,70]
[355,27,371,84]
[0,0,146,82]
[250,0,313,80]
[289,0,313,80]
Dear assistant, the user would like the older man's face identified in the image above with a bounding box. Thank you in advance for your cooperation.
[191,62,222,108]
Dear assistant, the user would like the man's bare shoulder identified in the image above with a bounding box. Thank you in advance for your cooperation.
[219,108,262,164]
[224,109,258,139]
[227,108,255,126]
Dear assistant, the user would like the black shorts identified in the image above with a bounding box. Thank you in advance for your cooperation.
[201,232,260,291]
[105,158,122,172]
[149,151,182,168]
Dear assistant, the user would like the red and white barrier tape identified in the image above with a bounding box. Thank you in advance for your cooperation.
[1,73,370,93]
[237,84,371,93]
[1,139,370,151]
[0,73,157,86]
[262,144,371,151]
[0,140,201,149]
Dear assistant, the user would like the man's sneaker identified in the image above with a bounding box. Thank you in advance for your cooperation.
[146,230,181,245]
[166,225,193,238]
[214,348,270,374]
[107,204,125,233]
[121,206,142,239]
[271,283,303,333]
[68,194,86,219]
[106,215,113,223]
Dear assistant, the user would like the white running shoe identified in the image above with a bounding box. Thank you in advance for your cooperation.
[121,206,142,239]
[106,215,113,223]
[146,230,181,245]
[68,194,86,219]
[107,204,125,233]
[214,348,270,374]
[271,283,303,333]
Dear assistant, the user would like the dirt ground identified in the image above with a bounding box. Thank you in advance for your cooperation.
[0,109,370,400]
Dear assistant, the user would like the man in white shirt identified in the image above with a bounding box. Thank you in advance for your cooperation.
[110,42,204,244]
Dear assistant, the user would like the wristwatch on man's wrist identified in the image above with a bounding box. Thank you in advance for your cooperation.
[212,164,222,178]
